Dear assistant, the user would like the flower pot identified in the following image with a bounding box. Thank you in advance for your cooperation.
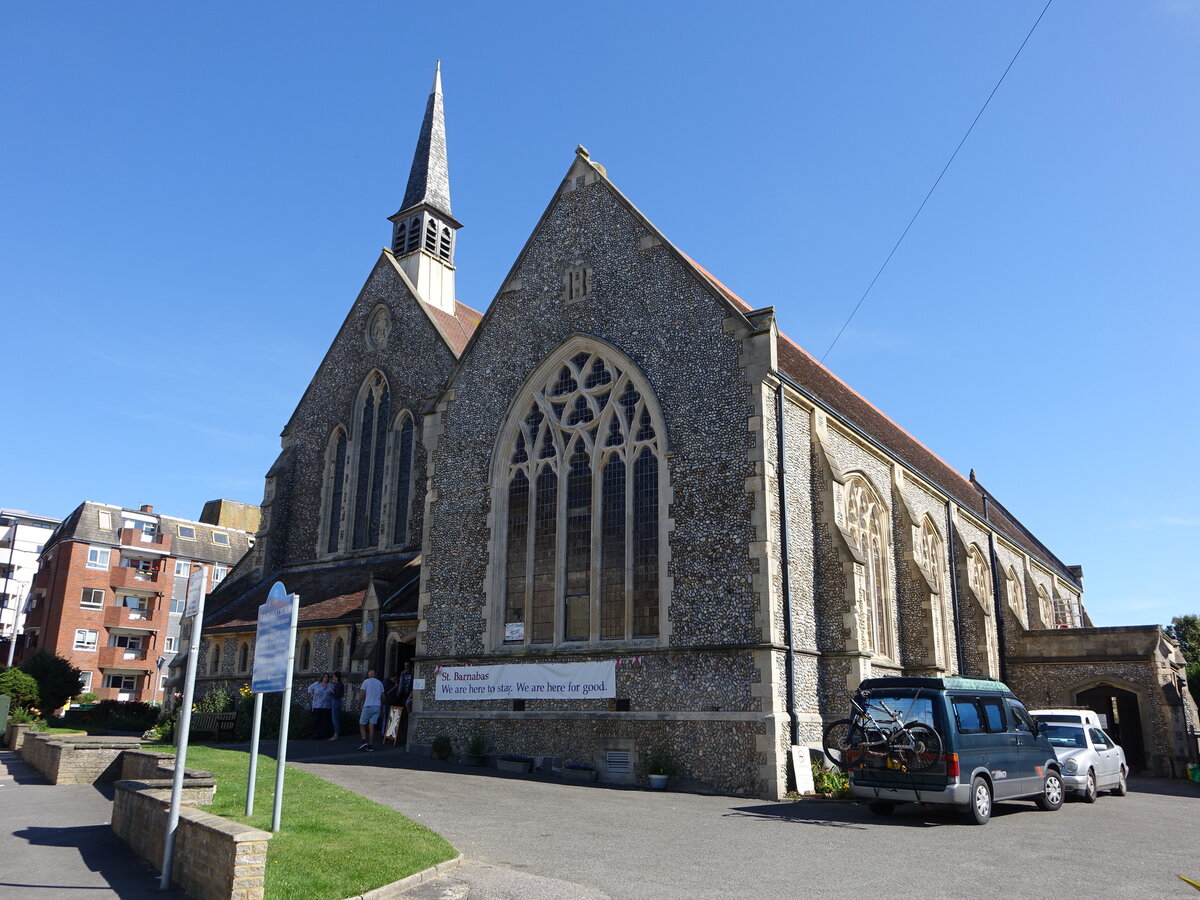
[648,773,669,790]
[496,758,533,774]
[562,767,597,783]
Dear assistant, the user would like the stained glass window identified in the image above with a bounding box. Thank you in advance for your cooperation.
[392,415,414,545]
[324,428,347,554]
[844,475,895,659]
[499,346,664,644]
[352,373,390,550]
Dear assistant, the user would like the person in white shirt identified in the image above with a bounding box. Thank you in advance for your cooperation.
[358,669,385,751]
[307,673,333,740]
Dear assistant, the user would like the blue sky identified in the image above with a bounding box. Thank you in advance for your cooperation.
[3,2,1197,628]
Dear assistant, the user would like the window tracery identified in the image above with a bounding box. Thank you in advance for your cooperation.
[321,427,348,555]
[498,346,664,645]
[844,475,895,659]
[391,413,415,546]
[915,516,953,668]
[1005,566,1027,626]
[351,373,391,550]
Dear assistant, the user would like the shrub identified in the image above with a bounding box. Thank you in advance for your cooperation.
[431,735,453,760]
[0,668,40,709]
[231,689,309,741]
[811,760,850,798]
[19,651,82,714]
[8,706,45,728]
[645,750,675,776]
[79,692,98,704]
[465,733,487,756]
[194,684,236,714]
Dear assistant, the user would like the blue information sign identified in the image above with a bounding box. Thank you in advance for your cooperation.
[251,582,294,694]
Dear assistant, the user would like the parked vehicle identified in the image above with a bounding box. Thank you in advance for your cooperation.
[1028,707,1103,729]
[828,676,1064,825]
[1032,717,1128,802]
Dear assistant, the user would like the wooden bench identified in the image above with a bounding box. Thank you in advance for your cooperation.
[189,712,236,742]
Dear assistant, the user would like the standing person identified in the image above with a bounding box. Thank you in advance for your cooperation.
[398,660,414,740]
[307,674,333,740]
[328,672,345,741]
[358,668,384,751]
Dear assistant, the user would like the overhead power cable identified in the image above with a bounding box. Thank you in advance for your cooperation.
[820,0,1055,363]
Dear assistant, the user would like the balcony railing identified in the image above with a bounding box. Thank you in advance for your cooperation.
[111,567,160,589]
[118,528,172,554]
[98,645,151,669]
[103,605,158,629]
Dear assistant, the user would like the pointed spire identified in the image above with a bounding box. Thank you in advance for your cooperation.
[401,60,452,217]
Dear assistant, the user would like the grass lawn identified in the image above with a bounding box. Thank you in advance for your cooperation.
[145,744,456,900]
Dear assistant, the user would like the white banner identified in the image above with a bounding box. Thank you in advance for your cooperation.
[436,661,616,701]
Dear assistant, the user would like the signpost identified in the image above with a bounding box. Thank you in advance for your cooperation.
[160,566,207,890]
[244,582,299,832]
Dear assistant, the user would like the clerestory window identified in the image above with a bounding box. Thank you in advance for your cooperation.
[497,345,665,646]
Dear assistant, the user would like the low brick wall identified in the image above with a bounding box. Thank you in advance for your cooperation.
[20,733,140,784]
[113,781,271,900]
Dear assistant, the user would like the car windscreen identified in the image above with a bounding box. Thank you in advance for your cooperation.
[1042,724,1087,748]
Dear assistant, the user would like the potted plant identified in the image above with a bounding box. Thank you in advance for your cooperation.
[645,749,675,790]
[431,734,453,760]
[496,753,534,774]
[561,760,597,783]
[464,733,487,766]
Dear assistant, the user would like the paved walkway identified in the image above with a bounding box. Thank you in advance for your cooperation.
[0,749,182,900]
[282,737,1200,900]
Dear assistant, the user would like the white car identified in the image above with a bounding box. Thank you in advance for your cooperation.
[1036,720,1128,802]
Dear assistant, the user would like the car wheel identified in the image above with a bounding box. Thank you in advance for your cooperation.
[967,776,992,825]
[1112,768,1128,796]
[868,801,896,816]
[1082,770,1097,803]
[1036,771,1064,811]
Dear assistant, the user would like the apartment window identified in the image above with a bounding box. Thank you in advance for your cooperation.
[110,634,144,650]
[177,525,196,540]
[213,565,228,586]
[80,588,105,608]
[212,532,230,546]
[74,629,99,651]
[170,596,185,614]
[86,546,111,570]
[97,510,113,531]
[165,636,177,652]
[121,595,151,618]
[104,674,137,691]
[174,560,191,577]
[79,671,93,693]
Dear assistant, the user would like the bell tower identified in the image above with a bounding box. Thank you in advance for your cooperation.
[388,61,462,314]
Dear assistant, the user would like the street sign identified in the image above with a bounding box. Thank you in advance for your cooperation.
[251,582,293,693]
[184,567,205,618]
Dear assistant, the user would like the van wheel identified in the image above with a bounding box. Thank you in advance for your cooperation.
[1082,770,1097,803]
[1036,771,1064,811]
[867,802,895,816]
[1112,768,1128,796]
[967,776,992,825]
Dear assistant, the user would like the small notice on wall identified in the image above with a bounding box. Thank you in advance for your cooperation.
[436,661,616,701]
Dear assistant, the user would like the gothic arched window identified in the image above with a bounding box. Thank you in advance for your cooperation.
[916,515,952,668]
[321,427,348,555]
[1037,584,1052,627]
[237,641,250,674]
[844,475,895,659]
[497,345,665,645]
[967,544,999,676]
[209,643,221,675]
[391,412,415,546]
[351,372,391,550]
[1005,566,1027,627]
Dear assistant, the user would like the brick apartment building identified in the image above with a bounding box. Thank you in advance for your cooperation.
[21,500,256,706]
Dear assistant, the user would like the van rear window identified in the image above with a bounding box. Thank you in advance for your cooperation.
[857,694,938,730]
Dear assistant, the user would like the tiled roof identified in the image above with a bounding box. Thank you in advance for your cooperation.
[422,298,483,356]
[204,555,419,631]
[687,263,1080,587]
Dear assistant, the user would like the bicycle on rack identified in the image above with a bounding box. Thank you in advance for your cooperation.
[822,689,943,773]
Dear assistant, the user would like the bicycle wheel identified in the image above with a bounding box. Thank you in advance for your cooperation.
[896,723,942,772]
[822,718,861,769]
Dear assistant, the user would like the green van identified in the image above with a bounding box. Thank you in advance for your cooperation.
[840,676,1064,825]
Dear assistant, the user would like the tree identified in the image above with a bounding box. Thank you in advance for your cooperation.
[19,651,83,714]
[0,667,41,709]
[1166,615,1200,664]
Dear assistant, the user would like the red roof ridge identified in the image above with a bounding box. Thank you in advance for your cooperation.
[684,257,976,495]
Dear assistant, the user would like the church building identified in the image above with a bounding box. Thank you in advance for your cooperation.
[199,66,1198,796]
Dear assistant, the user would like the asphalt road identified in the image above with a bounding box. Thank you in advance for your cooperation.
[287,743,1200,900]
